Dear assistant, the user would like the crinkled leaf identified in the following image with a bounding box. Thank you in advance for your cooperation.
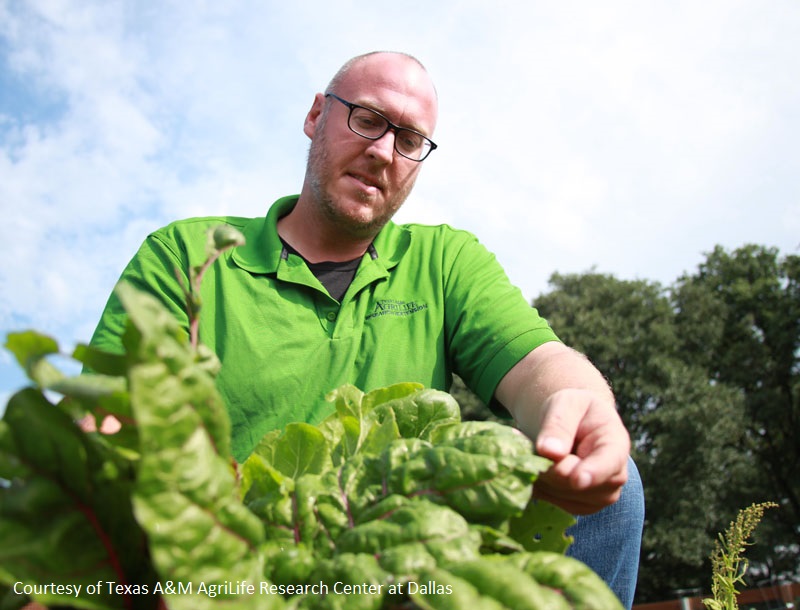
[372,388,460,441]
[361,382,424,411]
[117,281,230,458]
[443,559,571,610]
[405,565,507,610]
[336,500,481,565]
[304,553,388,610]
[130,361,265,605]
[0,388,150,610]
[502,552,625,610]
[389,446,541,523]
[262,542,316,590]
[114,281,271,608]
[471,523,526,555]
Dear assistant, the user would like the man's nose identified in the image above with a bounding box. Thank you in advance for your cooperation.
[365,130,396,163]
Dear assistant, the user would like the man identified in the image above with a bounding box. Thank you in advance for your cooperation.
[90,51,643,607]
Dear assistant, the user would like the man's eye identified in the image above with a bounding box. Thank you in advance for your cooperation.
[397,131,424,152]
[352,111,384,132]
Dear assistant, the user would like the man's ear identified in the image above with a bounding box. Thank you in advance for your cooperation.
[303,93,326,139]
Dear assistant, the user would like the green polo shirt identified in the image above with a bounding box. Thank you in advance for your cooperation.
[90,195,559,461]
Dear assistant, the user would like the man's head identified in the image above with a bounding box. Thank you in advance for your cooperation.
[300,52,439,240]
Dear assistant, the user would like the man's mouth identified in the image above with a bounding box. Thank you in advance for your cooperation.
[349,172,384,194]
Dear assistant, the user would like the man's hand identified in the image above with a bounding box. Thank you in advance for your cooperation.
[495,341,631,515]
[531,388,629,514]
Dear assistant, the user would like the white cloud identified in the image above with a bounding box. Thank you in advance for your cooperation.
[1,0,799,399]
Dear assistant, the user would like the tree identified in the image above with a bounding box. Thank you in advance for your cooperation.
[673,244,800,578]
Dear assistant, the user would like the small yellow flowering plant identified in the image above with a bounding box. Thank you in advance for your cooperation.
[703,501,779,610]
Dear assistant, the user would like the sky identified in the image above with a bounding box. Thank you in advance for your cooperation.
[1,0,799,406]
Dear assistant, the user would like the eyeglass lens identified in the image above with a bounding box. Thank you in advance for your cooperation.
[348,107,432,161]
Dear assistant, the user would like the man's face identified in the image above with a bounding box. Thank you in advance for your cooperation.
[303,54,438,239]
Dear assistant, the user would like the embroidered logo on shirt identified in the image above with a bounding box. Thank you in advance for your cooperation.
[366,299,428,319]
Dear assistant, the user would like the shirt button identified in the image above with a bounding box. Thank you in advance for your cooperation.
[326,311,337,322]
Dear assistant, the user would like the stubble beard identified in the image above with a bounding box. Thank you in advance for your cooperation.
[306,128,415,240]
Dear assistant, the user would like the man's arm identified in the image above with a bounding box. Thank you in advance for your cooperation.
[495,340,630,515]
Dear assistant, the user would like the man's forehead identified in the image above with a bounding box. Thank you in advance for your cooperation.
[337,55,438,131]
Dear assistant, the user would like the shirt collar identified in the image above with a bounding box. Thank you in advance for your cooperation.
[230,194,411,274]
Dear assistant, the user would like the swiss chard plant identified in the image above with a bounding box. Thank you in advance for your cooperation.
[0,227,624,610]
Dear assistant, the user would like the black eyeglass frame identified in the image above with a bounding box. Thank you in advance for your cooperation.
[324,93,438,162]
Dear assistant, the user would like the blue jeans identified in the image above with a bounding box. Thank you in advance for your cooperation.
[566,457,645,610]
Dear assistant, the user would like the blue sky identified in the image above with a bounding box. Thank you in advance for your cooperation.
[2,0,799,406]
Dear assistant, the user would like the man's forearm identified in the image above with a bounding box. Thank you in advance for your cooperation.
[496,340,615,441]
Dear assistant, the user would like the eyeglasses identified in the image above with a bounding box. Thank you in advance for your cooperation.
[325,93,437,162]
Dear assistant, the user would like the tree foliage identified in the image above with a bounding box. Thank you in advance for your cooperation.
[526,244,799,602]
[673,245,800,546]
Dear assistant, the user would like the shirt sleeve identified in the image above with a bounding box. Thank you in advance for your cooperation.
[442,230,560,409]
[89,229,193,356]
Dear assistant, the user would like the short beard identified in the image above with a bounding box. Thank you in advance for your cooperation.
[305,116,413,240]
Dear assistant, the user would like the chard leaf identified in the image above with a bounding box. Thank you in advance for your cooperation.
[129,357,266,597]
[116,281,230,458]
[243,455,296,539]
[407,565,506,610]
[359,406,400,456]
[361,382,424,411]
[443,559,571,610]
[371,388,460,441]
[338,414,362,460]
[115,282,269,608]
[326,384,365,420]
[262,542,316,590]
[376,540,439,575]
[399,446,535,520]
[4,331,63,389]
[271,423,331,478]
[336,501,481,565]
[507,499,575,554]
[435,421,538,460]
[304,553,388,610]
[0,388,151,610]
[502,552,625,610]
[471,523,526,555]
[72,342,127,376]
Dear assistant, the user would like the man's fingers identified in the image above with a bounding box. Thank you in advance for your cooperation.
[570,442,629,491]
[534,391,589,460]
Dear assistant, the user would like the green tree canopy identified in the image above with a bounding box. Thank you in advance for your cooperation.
[528,244,799,601]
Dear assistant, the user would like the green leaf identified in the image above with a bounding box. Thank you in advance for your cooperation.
[271,423,332,478]
[507,500,575,554]
[326,384,365,420]
[0,388,150,610]
[443,559,571,610]
[336,500,481,565]
[306,553,388,610]
[4,331,63,388]
[72,342,127,376]
[503,552,625,610]
[372,388,460,441]
[362,382,425,411]
[130,360,265,597]
[410,560,570,610]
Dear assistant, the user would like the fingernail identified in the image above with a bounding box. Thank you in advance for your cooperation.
[538,437,566,455]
